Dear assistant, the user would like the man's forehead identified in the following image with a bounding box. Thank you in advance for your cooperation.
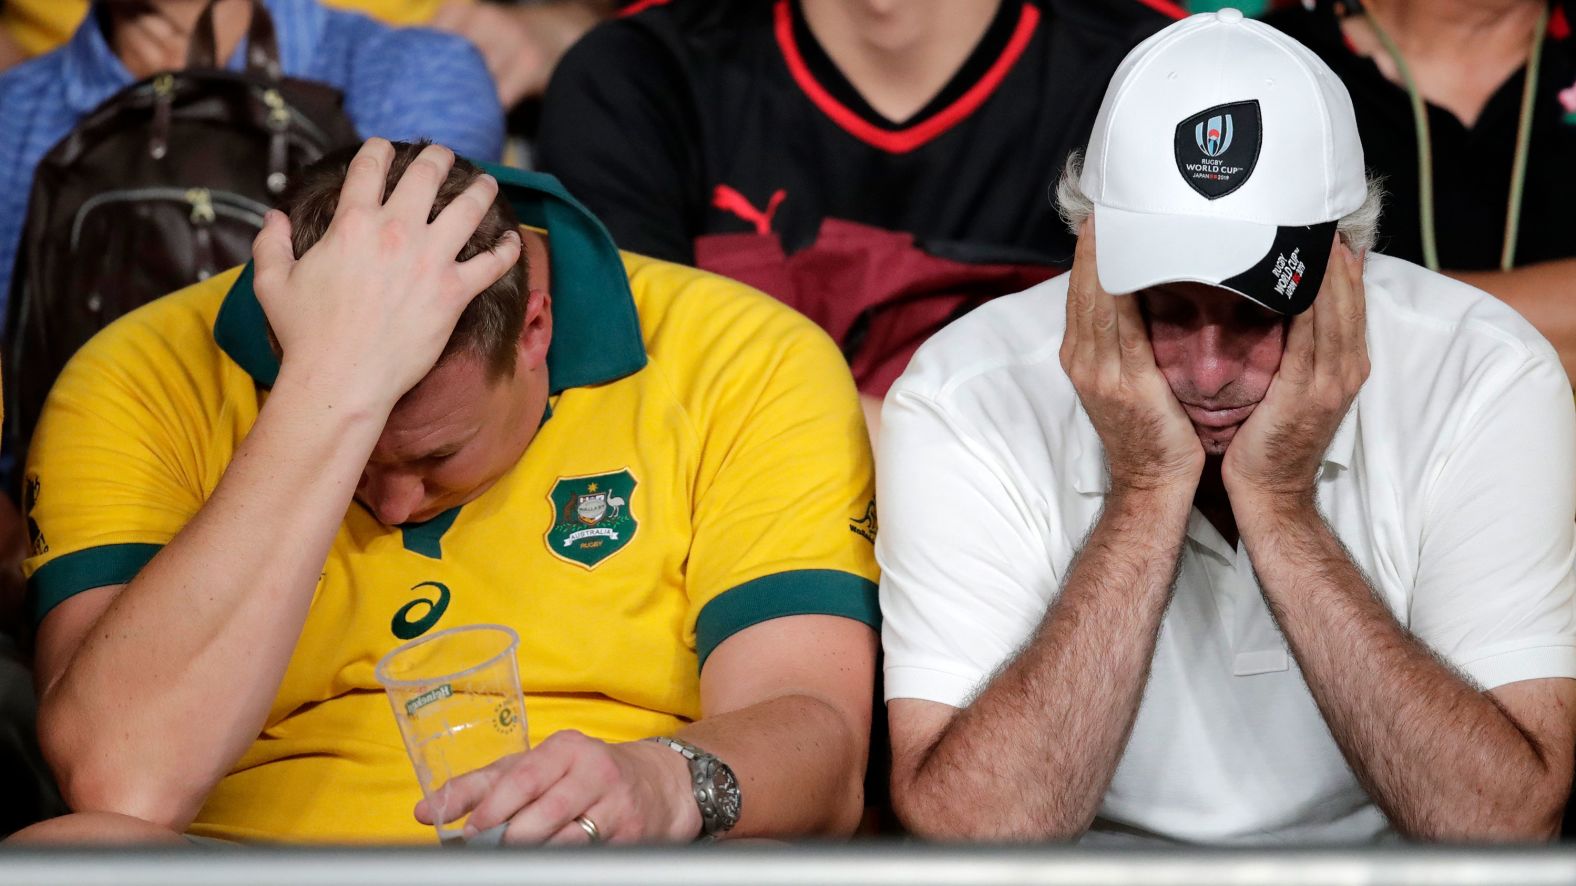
[1139,282,1282,320]
[376,356,492,454]
[1141,281,1239,303]
[396,351,492,405]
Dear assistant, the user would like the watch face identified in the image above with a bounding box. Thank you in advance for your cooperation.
[711,764,742,825]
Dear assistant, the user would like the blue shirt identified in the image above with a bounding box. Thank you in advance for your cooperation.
[0,0,505,314]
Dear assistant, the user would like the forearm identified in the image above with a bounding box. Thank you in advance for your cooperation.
[1240,499,1566,840]
[895,488,1191,841]
[670,691,867,839]
[41,368,387,825]
[1449,260,1576,385]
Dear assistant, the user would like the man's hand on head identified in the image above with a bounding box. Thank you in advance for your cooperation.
[1061,220,1204,499]
[1222,239,1368,516]
[250,139,521,418]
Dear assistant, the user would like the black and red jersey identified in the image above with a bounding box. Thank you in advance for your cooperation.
[538,0,1177,394]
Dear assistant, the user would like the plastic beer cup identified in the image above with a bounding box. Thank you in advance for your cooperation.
[375,624,529,845]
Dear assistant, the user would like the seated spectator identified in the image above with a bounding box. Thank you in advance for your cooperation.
[10,139,878,844]
[879,12,1576,844]
[536,0,1181,436]
[0,0,505,305]
[1,0,615,107]
[1267,0,1576,383]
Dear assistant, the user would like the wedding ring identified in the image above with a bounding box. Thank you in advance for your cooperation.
[575,814,602,844]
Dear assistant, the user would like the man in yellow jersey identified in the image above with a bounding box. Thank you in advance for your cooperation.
[10,138,879,845]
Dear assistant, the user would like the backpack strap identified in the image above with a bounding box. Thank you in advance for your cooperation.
[188,0,282,79]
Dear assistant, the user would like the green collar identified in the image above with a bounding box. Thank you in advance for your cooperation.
[213,164,647,394]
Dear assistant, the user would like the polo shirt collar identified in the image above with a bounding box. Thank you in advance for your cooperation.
[214,165,647,393]
[61,0,320,116]
[1069,399,1362,495]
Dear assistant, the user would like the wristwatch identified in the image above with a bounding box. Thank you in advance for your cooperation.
[646,736,741,841]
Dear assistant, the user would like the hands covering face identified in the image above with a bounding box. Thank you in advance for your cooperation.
[1223,238,1369,506]
[1060,219,1205,497]
[1062,220,1367,504]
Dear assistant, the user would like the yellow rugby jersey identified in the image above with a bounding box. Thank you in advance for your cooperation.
[23,167,879,844]
[2,0,445,57]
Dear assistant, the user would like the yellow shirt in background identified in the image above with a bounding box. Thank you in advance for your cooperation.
[22,167,879,842]
[1,0,447,57]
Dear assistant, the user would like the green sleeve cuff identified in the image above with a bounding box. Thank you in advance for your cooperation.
[695,569,880,669]
[29,543,163,625]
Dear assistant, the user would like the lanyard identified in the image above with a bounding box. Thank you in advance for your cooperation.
[1363,5,1548,271]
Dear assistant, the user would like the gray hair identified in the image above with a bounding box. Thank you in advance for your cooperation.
[1053,150,1383,254]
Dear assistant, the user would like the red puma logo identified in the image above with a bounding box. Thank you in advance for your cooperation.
[712,184,786,235]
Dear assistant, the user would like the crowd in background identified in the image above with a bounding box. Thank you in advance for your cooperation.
[0,0,1573,845]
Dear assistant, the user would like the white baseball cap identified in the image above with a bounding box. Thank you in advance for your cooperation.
[1080,8,1366,315]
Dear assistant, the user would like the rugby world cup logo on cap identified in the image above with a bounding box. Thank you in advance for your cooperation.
[1174,100,1262,200]
[1196,114,1233,157]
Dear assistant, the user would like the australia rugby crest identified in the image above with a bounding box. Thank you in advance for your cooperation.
[546,469,639,568]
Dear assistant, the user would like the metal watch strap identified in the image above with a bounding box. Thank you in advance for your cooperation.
[646,736,740,841]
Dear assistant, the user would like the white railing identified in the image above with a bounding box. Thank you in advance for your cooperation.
[2,844,1575,885]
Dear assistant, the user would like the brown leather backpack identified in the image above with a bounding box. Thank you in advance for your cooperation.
[4,0,358,467]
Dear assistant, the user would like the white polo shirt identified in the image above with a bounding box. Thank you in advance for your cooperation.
[877,252,1576,845]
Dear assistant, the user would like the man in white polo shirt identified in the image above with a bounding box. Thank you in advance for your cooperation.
[878,10,1576,844]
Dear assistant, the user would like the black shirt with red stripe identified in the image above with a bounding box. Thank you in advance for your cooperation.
[537,0,1175,393]
[1266,2,1576,270]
